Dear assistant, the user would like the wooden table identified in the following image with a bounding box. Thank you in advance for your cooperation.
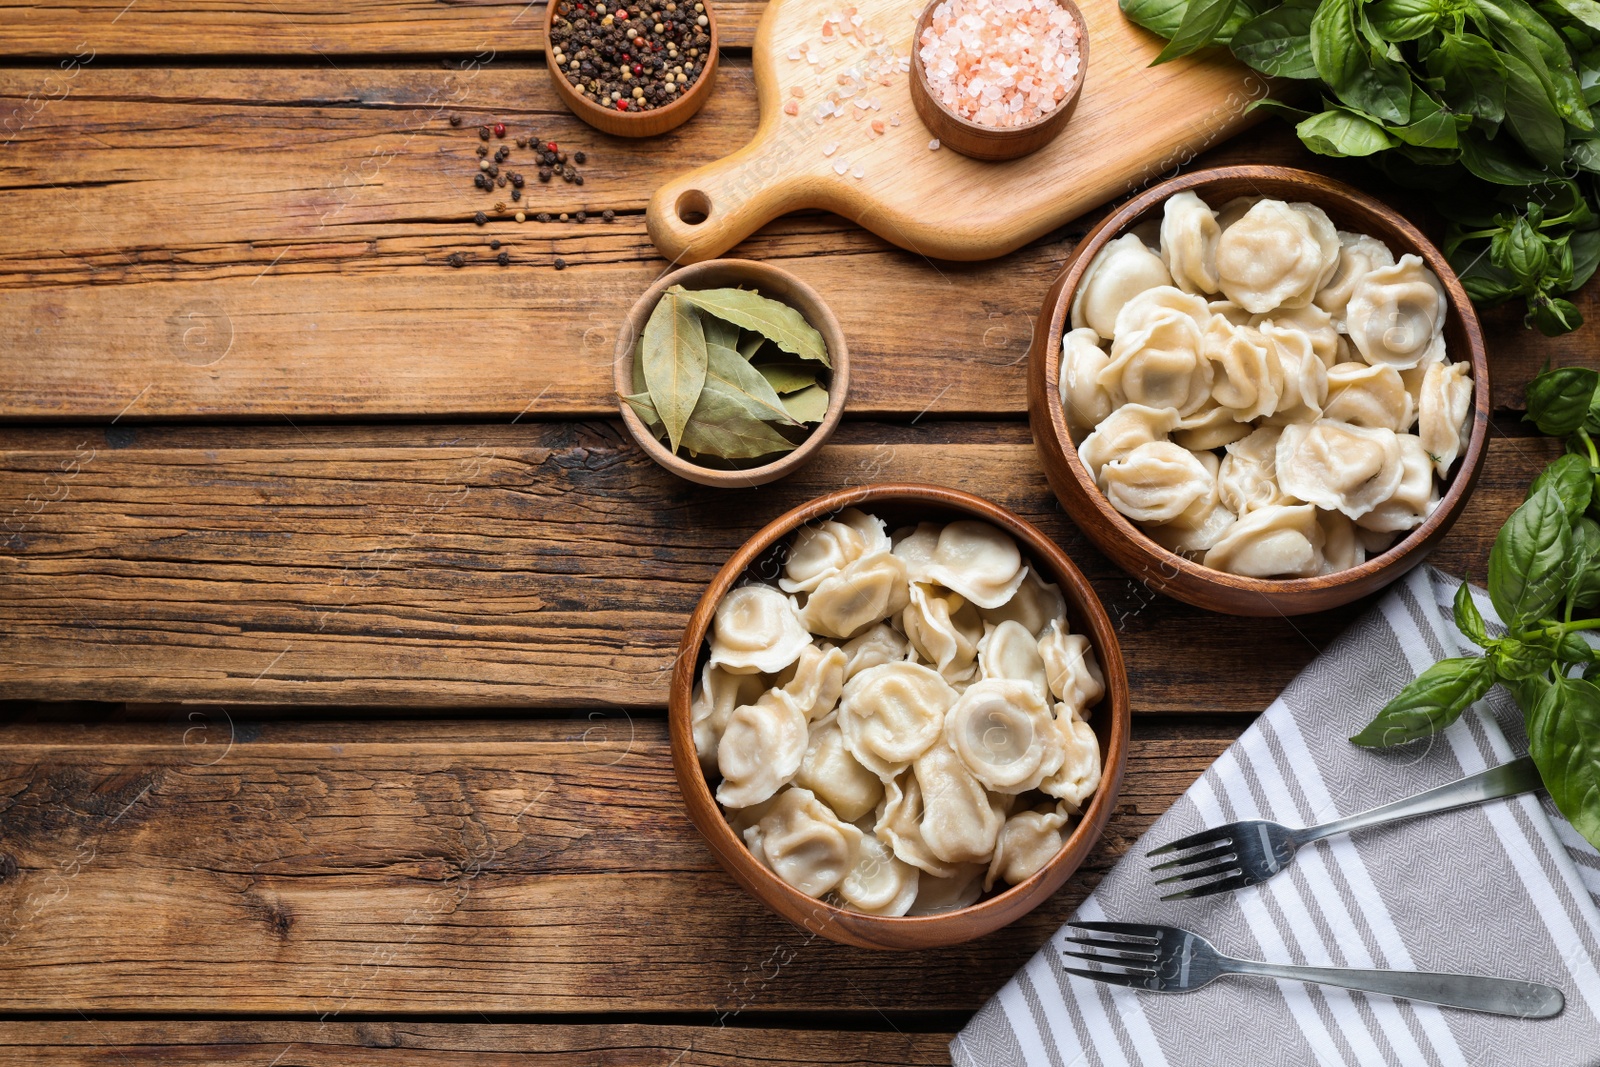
[0,5,1574,1061]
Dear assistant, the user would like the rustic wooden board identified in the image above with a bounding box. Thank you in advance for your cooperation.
[0,0,768,55]
[0,67,1574,421]
[0,423,1560,708]
[0,1021,956,1066]
[0,713,1235,1013]
[646,0,1268,263]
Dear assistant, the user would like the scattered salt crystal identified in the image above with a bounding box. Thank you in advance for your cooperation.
[852,165,864,179]
[823,140,840,156]
[791,85,806,98]
[929,138,941,150]
[870,118,885,134]
[833,160,849,175]
[788,49,802,60]
[784,100,800,115]
[890,112,901,126]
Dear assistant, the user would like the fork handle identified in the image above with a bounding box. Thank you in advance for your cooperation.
[1227,958,1565,1018]
[1299,756,1543,844]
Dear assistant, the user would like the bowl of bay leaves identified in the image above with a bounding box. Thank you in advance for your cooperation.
[615,259,849,487]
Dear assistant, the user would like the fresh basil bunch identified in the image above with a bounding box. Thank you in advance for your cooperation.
[1122,0,1600,334]
[1352,366,1600,848]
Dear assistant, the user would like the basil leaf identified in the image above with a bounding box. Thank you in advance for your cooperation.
[1532,295,1585,334]
[1312,0,1364,88]
[1570,227,1600,287]
[1501,49,1570,166]
[641,291,709,455]
[1491,636,1557,678]
[1570,516,1600,610]
[1453,251,1520,303]
[1527,676,1600,850]
[1389,85,1459,147]
[1494,213,1553,287]
[1370,0,1443,39]
[1488,481,1575,626]
[1426,32,1508,123]
[1476,0,1593,130]
[1459,129,1559,185]
[1524,366,1600,434]
[1454,582,1490,647]
[1559,631,1597,663]
[1120,0,1192,37]
[1528,452,1596,517]
[1298,106,1399,156]
[1154,0,1240,62]
[1231,0,1318,77]
[1350,656,1497,746]
[1549,0,1600,34]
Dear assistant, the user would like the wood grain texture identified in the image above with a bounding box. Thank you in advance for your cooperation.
[644,0,1266,262]
[0,422,1562,708]
[0,713,1237,1013]
[2,1021,954,1066]
[0,0,766,54]
[0,65,1584,421]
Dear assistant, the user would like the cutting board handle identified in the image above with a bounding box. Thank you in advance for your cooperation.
[646,132,813,265]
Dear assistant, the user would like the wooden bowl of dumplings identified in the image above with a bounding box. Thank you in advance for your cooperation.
[668,483,1130,950]
[1028,165,1490,616]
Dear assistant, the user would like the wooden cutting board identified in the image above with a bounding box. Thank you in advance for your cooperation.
[646,0,1269,263]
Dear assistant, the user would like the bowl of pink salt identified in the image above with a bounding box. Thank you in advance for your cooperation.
[909,0,1087,161]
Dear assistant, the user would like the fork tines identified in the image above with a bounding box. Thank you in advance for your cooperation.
[1061,922,1162,989]
[1145,829,1249,901]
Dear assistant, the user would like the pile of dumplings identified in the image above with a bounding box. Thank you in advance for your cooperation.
[1059,191,1475,579]
[693,509,1104,917]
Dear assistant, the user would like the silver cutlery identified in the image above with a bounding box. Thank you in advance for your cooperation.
[1063,921,1565,1018]
[1146,755,1544,900]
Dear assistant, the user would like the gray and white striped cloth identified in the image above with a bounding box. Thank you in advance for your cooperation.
[954,566,1600,1067]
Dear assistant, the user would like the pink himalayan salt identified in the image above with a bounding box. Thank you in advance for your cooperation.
[917,0,1081,129]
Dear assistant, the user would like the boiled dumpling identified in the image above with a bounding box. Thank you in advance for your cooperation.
[1099,306,1212,415]
[1214,195,1261,231]
[1037,621,1105,715]
[1040,706,1102,811]
[837,661,957,778]
[745,786,862,897]
[692,662,769,774]
[1059,327,1113,439]
[1419,361,1473,477]
[795,712,883,823]
[1160,191,1222,295]
[1113,284,1212,337]
[771,642,847,721]
[1260,321,1329,426]
[1173,401,1252,451]
[1209,298,1253,325]
[839,831,919,915]
[840,622,911,680]
[1288,202,1342,295]
[1315,231,1396,327]
[978,567,1067,638]
[890,521,941,584]
[1145,450,1237,554]
[1254,302,1340,368]
[921,521,1027,609]
[976,619,1049,695]
[1323,362,1413,432]
[906,862,986,914]
[902,582,983,686]
[1077,404,1181,484]
[1276,420,1403,520]
[1216,199,1334,313]
[914,740,1006,864]
[1100,441,1214,524]
[1318,509,1365,575]
[1356,433,1439,533]
[1071,233,1174,338]
[1218,426,1291,515]
[1204,316,1282,422]
[800,551,910,640]
[943,678,1063,792]
[1202,503,1326,578]
[708,584,811,675]
[1346,254,1447,369]
[986,804,1069,890]
[876,769,962,877]
[780,516,868,594]
[716,690,809,808]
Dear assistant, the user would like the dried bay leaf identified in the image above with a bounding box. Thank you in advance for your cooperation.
[755,361,819,395]
[620,390,663,432]
[620,387,796,460]
[703,312,742,353]
[642,291,708,454]
[705,342,800,426]
[736,332,765,361]
[780,383,830,424]
[670,285,831,367]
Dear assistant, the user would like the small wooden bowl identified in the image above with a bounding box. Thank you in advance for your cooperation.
[1028,165,1491,617]
[908,0,1087,162]
[544,0,719,138]
[669,483,1131,950]
[614,258,849,487]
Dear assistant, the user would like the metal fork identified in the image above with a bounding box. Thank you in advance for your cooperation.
[1063,921,1565,1018]
[1146,756,1544,901]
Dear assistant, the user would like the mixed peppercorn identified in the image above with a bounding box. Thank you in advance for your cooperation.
[548,0,713,113]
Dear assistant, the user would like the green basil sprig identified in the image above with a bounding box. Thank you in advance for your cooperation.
[1351,366,1600,849]
[1120,0,1600,335]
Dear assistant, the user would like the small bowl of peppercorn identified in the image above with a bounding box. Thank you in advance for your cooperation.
[544,0,719,138]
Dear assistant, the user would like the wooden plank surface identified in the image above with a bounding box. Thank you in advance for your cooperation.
[0,422,1561,708]
[0,712,1236,1013]
[0,66,1579,421]
[0,1021,955,1065]
[0,0,768,55]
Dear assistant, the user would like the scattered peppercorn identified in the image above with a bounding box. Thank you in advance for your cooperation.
[493,122,507,138]
[576,210,587,222]
[510,172,525,187]
[539,168,553,183]
[516,137,527,148]
[575,174,585,185]
[448,252,466,267]
[554,257,568,270]
[474,211,488,225]
[497,251,511,266]
[449,114,462,127]
[559,212,570,221]
[490,240,502,249]
[603,209,615,222]
[476,145,489,157]
[479,126,491,141]
[515,211,527,222]
[538,212,552,222]
[511,188,522,201]
[574,150,587,164]
[494,201,507,212]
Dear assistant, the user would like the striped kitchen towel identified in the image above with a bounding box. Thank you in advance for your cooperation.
[953,566,1600,1067]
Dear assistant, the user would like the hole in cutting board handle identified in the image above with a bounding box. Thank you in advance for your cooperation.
[676,189,711,226]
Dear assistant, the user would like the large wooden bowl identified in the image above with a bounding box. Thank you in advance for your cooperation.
[544,0,719,138]
[1028,165,1491,617]
[613,258,849,487]
[908,0,1087,162]
[669,483,1131,950]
